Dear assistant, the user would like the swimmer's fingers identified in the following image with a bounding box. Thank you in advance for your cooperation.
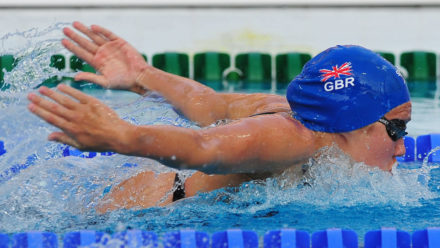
[48,132,82,148]
[63,26,98,54]
[28,102,74,132]
[37,86,77,110]
[28,92,75,121]
[57,84,93,104]
[90,24,119,41]
[62,39,94,64]
[75,72,109,88]
[72,21,107,46]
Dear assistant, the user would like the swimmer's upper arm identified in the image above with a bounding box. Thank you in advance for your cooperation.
[119,113,316,174]
[184,114,317,174]
[217,93,291,120]
[137,67,290,126]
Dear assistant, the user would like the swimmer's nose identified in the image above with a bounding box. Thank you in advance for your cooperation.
[394,138,406,157]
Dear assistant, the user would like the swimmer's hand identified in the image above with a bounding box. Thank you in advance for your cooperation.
[62,21,149,95]
[28,85,132,151]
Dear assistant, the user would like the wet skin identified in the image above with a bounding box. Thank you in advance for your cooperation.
[333,102,411,172]
[95,102,410,212]
[27,22,411,211]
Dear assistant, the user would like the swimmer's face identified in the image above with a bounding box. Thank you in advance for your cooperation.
[337,102,412,171]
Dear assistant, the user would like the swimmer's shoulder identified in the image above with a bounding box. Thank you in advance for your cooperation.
[256,110,331,152]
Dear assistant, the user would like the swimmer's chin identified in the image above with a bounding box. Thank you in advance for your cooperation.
[354,158,397,173]
[389,159,399,173]
[378,158,398,173]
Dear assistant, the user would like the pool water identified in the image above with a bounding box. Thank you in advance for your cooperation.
[1,24,440,243]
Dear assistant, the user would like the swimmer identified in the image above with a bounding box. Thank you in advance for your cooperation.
[27,22,411,212]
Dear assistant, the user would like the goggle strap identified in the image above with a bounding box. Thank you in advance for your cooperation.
[378,117,390,126]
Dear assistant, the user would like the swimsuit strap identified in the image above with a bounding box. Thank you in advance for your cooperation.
[172,173,186,201]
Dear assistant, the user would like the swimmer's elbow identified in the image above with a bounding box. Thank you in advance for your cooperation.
[184,89,228,127]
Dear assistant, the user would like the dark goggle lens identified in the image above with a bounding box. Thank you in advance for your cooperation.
[385,119,408,141]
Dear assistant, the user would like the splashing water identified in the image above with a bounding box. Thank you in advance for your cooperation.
[423,145,440,165]
[196,146,436,215]
[0,22,74,107]
[0,24,439,238]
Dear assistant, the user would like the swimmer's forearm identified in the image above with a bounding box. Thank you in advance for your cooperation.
[134,66,228,126]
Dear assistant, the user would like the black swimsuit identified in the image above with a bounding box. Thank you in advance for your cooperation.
[171,111,281,202]
[172,173,186,201]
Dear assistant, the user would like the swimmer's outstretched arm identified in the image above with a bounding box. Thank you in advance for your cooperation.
[62,22,289,126]
[28,85,319,174]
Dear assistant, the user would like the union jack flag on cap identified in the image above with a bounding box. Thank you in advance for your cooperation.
[319,62,353,82]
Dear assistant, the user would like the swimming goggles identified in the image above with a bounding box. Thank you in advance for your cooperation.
[377,116,408,141]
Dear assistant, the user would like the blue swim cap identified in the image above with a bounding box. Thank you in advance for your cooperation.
[286,45,410,133]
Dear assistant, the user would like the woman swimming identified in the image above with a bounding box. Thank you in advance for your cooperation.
[27,22,410,212]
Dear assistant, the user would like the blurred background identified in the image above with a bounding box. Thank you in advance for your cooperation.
[1,0,439,55]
